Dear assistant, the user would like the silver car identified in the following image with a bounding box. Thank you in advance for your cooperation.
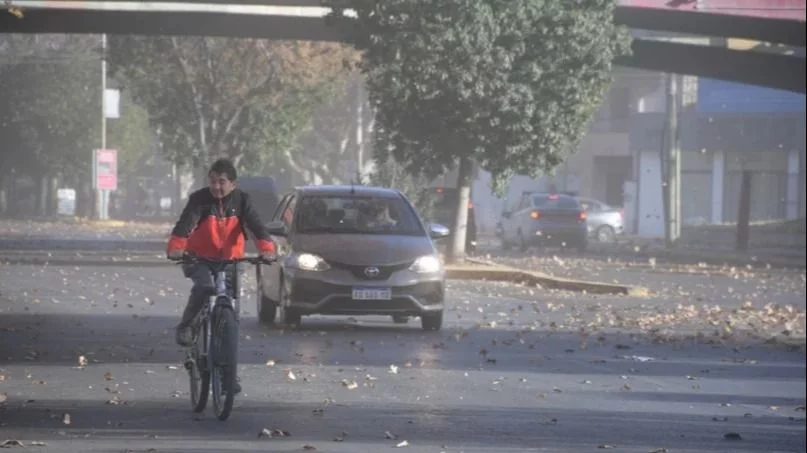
[255,185,450,331]
[577,197,625,243]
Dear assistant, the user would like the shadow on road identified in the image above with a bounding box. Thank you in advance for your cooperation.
[1,397,803,452]
[1,312,803,380]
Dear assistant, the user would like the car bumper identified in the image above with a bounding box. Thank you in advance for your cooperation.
[527,224,587,245]
[282,267,445,316]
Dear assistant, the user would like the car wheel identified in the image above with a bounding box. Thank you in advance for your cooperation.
[255,267,277,325]
[517,231,528,252]
[392,315,409,324]
[576,239,588,253]
[278,281,302,328]
[596,225,616,244]
[421,311,443,331]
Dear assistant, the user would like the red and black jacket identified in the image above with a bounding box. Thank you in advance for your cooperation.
[166,188,275,259]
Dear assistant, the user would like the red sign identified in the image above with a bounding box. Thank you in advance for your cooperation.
[619,0,806,20]
[95,148,118,191]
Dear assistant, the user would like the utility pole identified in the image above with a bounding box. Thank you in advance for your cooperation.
[663,72,682,247]
[100,33,108,220]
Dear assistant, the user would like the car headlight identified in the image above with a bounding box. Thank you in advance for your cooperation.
[290,253,330,271]
[409,255,442,273]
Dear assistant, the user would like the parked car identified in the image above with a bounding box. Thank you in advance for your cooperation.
[255,185,450,331]
[498,192,588,252]
[577,197,624,243]
[425,186,477,254]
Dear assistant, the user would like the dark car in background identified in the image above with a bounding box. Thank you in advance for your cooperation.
[255,185,451,331]
[238,176,281,253]
[577,197,624,243]
[426,187,477,254]
[497,192,588,252]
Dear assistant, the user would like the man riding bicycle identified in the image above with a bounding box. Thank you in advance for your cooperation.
[166,158,276,394]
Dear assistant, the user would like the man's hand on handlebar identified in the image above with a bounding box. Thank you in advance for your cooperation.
[258,252,277,264]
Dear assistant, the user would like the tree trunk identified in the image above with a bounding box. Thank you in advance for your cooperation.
[47,175,59,217]
[447,157,474,264]
[0,173,8,216]
[37,174,48,218]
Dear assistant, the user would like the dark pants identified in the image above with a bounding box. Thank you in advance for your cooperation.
[178,262,241,329]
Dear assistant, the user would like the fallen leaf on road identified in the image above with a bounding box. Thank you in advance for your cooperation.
[287,370,297,381]
[796,405,806,411]
[0,439,26,448]
[30,441,47,446]
[342,379,358,390]
[384,431,397,440]
[258,428,291,438]
[302,445,317,450]
[78,355,88,368]
[648,448,668,453]
[266,359,276,367]
[104,372,114,381]
[389,365,398,374]
[598,445,616,449]
[724,432,743,441]
[61,413,71,425]
[395,440,409,447]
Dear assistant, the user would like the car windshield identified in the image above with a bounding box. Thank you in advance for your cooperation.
[296,195,425,235]
[532,195,580,209]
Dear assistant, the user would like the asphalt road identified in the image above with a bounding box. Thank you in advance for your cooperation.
[0,263,805,453]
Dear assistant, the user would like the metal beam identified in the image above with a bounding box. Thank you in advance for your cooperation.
[3,7,804,93]
[0,8,346,41]
[614,6,806,47]
[617,39,806,93]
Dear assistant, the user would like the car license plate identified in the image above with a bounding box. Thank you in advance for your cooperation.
[352,287,392,300]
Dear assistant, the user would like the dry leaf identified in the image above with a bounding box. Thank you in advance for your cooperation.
[724,432,742,441]
[104,372,114,381]
[0,440,25,448]
[302,445,317,451]
[395,440,409,447]
[61,413,71,425]
[78,355,88,367]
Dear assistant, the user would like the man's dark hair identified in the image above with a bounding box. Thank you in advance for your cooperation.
[209,158,237,181]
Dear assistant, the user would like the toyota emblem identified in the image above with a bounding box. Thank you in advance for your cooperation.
[364,266,380,278]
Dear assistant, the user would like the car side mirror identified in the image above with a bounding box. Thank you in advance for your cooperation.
[266,221,288,237]
[428,223,450,240]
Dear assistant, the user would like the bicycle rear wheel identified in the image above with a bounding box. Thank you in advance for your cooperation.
[210,305,238,420]
[189,321,210,413]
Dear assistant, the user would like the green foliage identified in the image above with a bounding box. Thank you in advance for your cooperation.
[0,36,101,178]
[327,0,631,195]
[365,156,436,221]
[107,37,358,175]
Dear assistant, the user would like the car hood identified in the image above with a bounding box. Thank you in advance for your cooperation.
[292,234,435,265]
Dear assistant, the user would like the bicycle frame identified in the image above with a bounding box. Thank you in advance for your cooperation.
[197,262,241,374]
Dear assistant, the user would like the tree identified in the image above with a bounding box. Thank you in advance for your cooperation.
[107,37,358,185]
[327,0,631,262]
[0,35,102,217]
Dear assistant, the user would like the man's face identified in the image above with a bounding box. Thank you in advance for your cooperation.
[208,172,235,199]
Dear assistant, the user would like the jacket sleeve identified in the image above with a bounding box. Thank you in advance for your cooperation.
[166,192,201,254]
[241,192,276,254]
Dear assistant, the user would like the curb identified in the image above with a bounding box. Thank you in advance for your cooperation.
[455,257,646,296]
[0,254,643,296]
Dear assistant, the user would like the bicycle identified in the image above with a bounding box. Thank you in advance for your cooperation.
[170,253,275,421]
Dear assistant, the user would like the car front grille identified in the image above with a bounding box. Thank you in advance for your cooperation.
[327,261,413,281]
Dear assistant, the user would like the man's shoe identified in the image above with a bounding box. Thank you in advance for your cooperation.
[175,326,193,347]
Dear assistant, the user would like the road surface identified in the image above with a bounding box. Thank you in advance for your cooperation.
[0,262,804,453]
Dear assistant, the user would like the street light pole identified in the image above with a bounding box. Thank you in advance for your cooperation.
[98,33,108,220]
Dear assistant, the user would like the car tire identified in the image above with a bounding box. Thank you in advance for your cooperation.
[517,231,528,252]
[278,281,302,328]
[576,239,588,253]
[255,267,277,325]
[421,311,443,331]
[596,225,616,244]
[392,315,409,324]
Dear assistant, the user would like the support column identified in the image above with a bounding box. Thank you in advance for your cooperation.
[711,150,725,224]
[786,149,800,219]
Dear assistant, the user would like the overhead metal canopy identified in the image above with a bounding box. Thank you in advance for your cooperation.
[2,1,805,92]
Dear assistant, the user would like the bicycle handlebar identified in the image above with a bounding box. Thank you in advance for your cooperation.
[169,253,276,265]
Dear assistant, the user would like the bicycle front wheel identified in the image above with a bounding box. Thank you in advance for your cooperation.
[210,306,238,421]
[189,321,210,413]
